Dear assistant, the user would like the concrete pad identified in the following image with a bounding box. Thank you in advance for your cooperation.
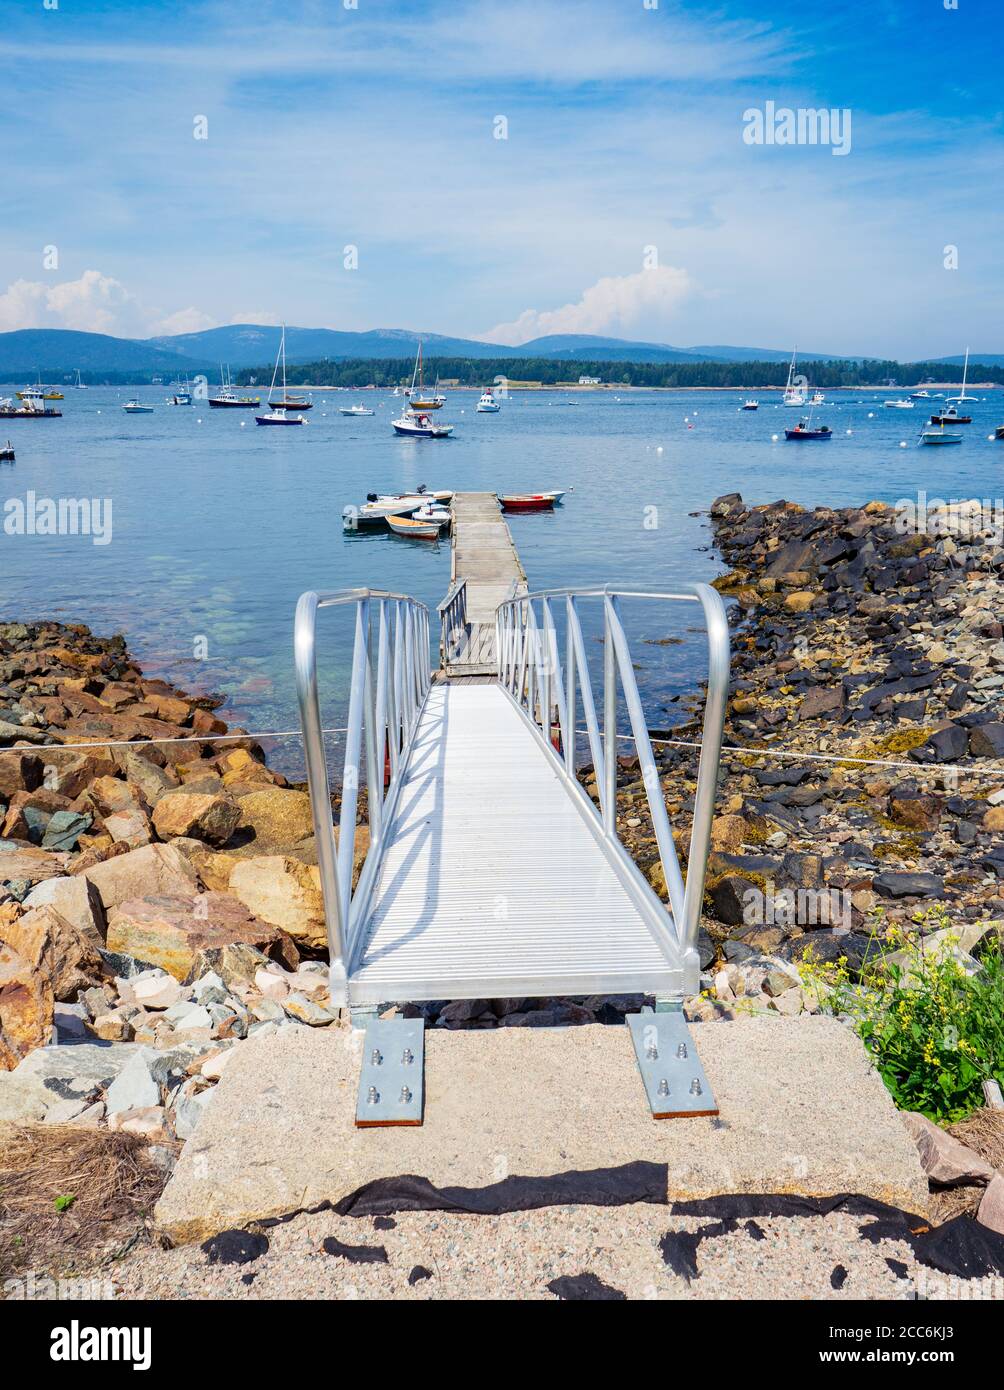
[154,1016,927,1244]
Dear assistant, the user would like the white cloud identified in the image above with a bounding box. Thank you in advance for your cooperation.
[482,266,697,345]
[0,270,216,339]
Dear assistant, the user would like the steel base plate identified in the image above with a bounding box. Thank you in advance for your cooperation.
[627,1010,719,1119]
[355,1018,425,1127]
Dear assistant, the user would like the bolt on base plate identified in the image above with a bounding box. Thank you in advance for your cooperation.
[627,1010,719,1119]
[355,1018,425,1127]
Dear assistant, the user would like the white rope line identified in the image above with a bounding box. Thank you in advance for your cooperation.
[584,727,1004,778]
[7,727,349,754]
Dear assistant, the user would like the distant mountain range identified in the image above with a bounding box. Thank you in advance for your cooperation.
[0,325,1000,377]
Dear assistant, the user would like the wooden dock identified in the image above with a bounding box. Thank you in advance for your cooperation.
[441,492,526,677]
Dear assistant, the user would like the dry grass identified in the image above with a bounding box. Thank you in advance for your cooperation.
[929,1108,1004,1222]
[0,1123,175,1279]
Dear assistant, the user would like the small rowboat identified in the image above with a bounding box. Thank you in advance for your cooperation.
[498,493,555,511]
[414,503,451,528]
[387,513,440,540]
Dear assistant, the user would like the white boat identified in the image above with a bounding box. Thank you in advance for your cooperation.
[343,488,453,529]
[910,389,932,400]
[340,404,375,417]
[414,503,451,527]
[919,425,963,446]
[387,513,440,540]
[392,410,454,438]
[782,347,806,407]
[810,389,825,405]
[256,327,305,426]
[403,342,444,409]
[74,370,87,390]
[948,347,978,403]
[122,399,154,413]
[476,389,501,413]
[884,398,914,409]
[740,399,758,411]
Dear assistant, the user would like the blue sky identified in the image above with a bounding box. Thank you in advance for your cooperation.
[1,0,1001,357]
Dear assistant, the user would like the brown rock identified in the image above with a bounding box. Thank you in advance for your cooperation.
[232,788,315,852]
[21,873,106,944]
[152,791,241,846]
[0,845,70,886]
[106,891,297,981]
[783,590,817,613]
[888,794,941,832]
[110,750,181,805]
[902,1111,997,1185]
[977,1174,1004,1236]
[80,774,150,818]
[32,748,117,798]
[983,806,1004,832]
[711,814,754,854]
[228,855,327,949]
[103,808,153,848]
[83,842,198,911]
[171,841,240,893]
[0,750,44,799]
[0,943,54,1070]
[0,905,103,1001]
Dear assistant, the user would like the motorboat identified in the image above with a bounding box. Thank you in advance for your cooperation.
[784,420,832,440]
[920,425,963,446]
[883,399,914,409]
[343,487,453,529]
[209,366,260,408]
[476,389,501,413]
[0,440,14,460]
[17,383,62,402]
[810,390,825,405]
[0,396,61,418]
[930,405,971,425]
[392,410,453,438]
[414,503,451,528]
[740,399,759,411]
[122,399,154,413]
[387,513,441,540]
[340,404,375,416]
[168,382,193,405]
[256,407,303,426]
[910,389,932,400]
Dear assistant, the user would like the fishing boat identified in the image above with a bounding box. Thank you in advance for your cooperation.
[782,347,806,407]
[168,380,193,405]
[920,425,963,446]
[883,398,914,409]
[256,327,305,426]
[17,381,63,402]
[74,369,87,390]
[340,404,375,417]
[741,399,759,411]
[784,419,832,441]
[386,513,441,540]
[208,366,260,408]
[404,342,443,409]
[0,440,14,460]
[947,347,978,404]
[0,396,61,418]
[122,399,154,413]
[930,404,971,425]
[810,389,825,405]
[476,389,501,413]
[392,410,453,438]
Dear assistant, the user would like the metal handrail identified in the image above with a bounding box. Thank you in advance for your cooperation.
[495,585,729,978]
[437,577,467,667]
[294,588,431,1004]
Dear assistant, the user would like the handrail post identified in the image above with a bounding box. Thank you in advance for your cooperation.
[337,599,369,925]
[293,591,347,1001]
[603,595,617,836]
[564,596,576,773]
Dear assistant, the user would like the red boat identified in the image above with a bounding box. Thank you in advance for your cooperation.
[497,490,564,512]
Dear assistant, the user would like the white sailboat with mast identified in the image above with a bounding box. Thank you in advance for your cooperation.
[783,346,807,407]
[948,346,977,404]
[256,326,305,426]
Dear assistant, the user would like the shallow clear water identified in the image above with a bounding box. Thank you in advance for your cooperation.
[2,384,1001,774]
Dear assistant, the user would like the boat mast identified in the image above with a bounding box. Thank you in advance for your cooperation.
[961,346,969,397]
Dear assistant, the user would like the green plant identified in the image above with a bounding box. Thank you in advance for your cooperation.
[53,1193,76,1213]
[798,908,1004,1123]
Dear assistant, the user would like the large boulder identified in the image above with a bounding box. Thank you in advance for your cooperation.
[0,905,102,1001]
[0,751,44,799]
[228,855,327,950]
[83,842,198,911]
[232,788,315,853]
[0,845,70,887]
[22,873,106,942]
[106,891,298,981]
[152,791,241,846]
[0,942,54,1070]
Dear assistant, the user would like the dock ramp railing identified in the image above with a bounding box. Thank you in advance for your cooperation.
[294,588,431,1000]
[495,585,730,988]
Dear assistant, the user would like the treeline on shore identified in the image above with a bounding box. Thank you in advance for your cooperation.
[234,356,1004,389]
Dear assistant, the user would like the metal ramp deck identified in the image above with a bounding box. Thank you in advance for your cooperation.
[349,682,679,1004]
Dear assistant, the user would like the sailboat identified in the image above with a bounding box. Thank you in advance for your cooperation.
[266,328,312,410]
[74,369,87,390]
[947,347,978,404]
[782,347,806,407]
[256,326,305,426]
[405,341,443,410]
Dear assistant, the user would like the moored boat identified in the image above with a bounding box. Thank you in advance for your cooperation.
[476,389,501,412]
[122,399,154,413]
[884,398,914,409]
[920,425,963,446]
[340,404,374,416]
[995,425,1004,441]
[343,487,453,529]
[498,493,556,511]
[0,396,61,418]
[256,327,305,426]
[930,405,971,425]
[209,365,260,408]
[414,503,451,528]
[784,420,832,440]
[947,347,978,404]
[782,347,806,407]
[392,410,453,437]
[741,399,758,411]
[0,440,14,460]
[387,513,441,540]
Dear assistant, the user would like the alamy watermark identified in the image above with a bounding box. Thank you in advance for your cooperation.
[3,1271,115,1300]
[743,101,852,156]
[894,491,1004,547]
[2,491,113,545]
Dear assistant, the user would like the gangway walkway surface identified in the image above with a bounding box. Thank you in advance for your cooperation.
[439,492,526,676]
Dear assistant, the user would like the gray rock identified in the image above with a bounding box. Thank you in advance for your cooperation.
[969,722,1004,758]
[902,1111,997,1185]
[872,871,945,899]
[172,1077,215,1140]
[104,1051,159,1115]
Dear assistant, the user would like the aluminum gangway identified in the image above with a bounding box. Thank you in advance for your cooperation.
[294,584,729,1124]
